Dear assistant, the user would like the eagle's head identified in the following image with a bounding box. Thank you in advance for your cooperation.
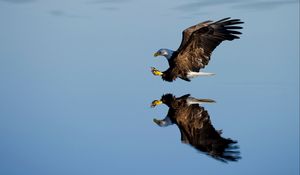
[153,48,174,60]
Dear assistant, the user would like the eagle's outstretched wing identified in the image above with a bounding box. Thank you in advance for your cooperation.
[177,20,212,52]
[175,18,244,72]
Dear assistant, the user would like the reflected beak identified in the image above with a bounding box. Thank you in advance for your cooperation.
[151,100,162,108]
[154,52,160,57]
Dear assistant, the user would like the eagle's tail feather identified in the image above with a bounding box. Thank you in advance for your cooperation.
[186,97,216,105]
[187,71,215,78]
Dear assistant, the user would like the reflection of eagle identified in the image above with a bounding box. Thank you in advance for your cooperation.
[151,94,240,162]
[151,17,243,82]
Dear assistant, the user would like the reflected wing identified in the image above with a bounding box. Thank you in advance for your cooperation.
[175,104,240,162]
[176,18,243,72]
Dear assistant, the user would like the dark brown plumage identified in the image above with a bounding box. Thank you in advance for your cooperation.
[152,17,244,82]
[151,94,241,162]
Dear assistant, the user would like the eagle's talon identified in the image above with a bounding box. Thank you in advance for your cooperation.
[151,67,163,76]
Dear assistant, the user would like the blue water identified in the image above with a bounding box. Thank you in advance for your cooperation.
[0,0,299,174]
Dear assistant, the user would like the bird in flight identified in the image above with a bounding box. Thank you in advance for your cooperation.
[151,94,241,162]
[151,17,243,82]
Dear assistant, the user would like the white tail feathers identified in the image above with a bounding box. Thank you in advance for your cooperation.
[187,97,216,105]
[187,71,216,78]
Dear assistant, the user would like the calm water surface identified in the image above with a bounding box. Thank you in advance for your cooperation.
[0,0,299,175]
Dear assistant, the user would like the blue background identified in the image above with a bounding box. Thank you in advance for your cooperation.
[0,0,299,174]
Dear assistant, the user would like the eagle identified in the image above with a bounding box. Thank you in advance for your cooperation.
[151,17,243,82]
[151,94,241,162]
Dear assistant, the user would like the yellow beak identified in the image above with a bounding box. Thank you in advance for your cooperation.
[151,100,162,108]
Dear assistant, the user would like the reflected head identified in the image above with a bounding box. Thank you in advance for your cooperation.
[161,93,175,105]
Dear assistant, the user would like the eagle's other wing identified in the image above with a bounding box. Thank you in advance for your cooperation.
[176,18,243,72]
